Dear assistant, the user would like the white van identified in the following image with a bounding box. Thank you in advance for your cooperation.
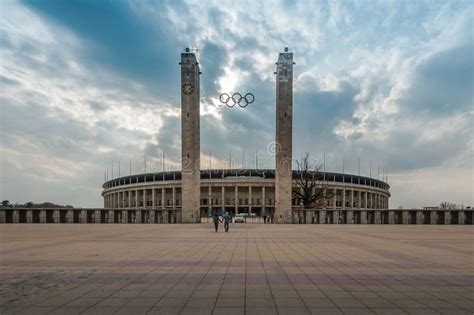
[234,213,246,223]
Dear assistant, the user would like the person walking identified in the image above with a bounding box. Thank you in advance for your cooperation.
[223,212,231,232]
[213,212,221,232]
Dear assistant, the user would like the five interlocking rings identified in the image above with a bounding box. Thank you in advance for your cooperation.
[219,92,255,108]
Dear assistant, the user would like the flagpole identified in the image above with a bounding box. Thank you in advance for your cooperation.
[342,153,345,174]
[256,149,258,169]
[323,152,326,181]
[369,160,372,178]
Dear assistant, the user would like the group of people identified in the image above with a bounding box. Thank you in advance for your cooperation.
[213,212,231,232]
[262,215,273,223]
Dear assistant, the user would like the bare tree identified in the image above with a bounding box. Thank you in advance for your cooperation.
[439,202,457,210]
[292,153,333,209]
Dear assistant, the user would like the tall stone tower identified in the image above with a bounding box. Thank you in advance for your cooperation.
[275,47,293,224]
[180,48,201,223]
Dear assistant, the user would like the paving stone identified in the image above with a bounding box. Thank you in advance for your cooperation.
[277,307,311,315]
[212,307,245,315]
[309,308,343,314]
[246,307,278,315]
[246,297,275,307]
[0,224,471,314]
[65,297,102,307]
[114,306,150,314]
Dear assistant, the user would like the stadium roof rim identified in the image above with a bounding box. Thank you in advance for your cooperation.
[103,169,390,190]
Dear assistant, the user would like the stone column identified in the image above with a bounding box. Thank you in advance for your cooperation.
[0,210,5,223]
[320,210,326,224]
[162,210,169,224]
[430,210,437,224]
[67,210,73,223]
[95,210,101,223]
[208,186,212,213]
[152,188,156,209]
[161,188,165,210]
[39,210,47,223]
[172,187,176,208]
[262,186,266,216]
[333,210,339,224]
[128,191,131,208]
[416,210,423,224]
[347,210,353,224]
[221,186,225,212]
[333,189,337,209]
[459,211,465,225]
[342,189,346,209]
[13,210,19,223]
[235,186,238,214]
[361,210,367,224]
[108,210,114,223]
[80,210,87,223]
[323,188,327,208]
[27,210,33,223]
[54,210,60,223]
[388,210,395,224]
[364,191,368,209]
[375,210,381,224]
[136,209,142,223]
[444,211,451,225]
[402,210,409,224]
[350,190,354,209]
[143,189,146,208]
[122,210,128,224]
[249,186,252,215]
[149,210,155,223]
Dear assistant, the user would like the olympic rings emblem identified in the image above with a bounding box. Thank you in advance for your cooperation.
[219,92,255,108]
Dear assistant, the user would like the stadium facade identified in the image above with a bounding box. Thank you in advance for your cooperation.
[103,47,392,224]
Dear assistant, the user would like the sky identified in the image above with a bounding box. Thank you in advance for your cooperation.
[0,0,472,208]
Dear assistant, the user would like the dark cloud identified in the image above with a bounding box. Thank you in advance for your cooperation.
[1,1,472,208]
[0,75,20,86]
[23,0,183,103]
[200,42,227,98]
[145,115,180,160]
[398,42,474,115]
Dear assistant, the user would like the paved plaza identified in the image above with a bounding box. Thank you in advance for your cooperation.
[0,224,472,314]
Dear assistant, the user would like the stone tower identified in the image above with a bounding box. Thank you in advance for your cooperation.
[275,47,293,224]
[180,48,201,223]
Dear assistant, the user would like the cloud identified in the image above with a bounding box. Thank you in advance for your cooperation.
[0,0,472,208]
